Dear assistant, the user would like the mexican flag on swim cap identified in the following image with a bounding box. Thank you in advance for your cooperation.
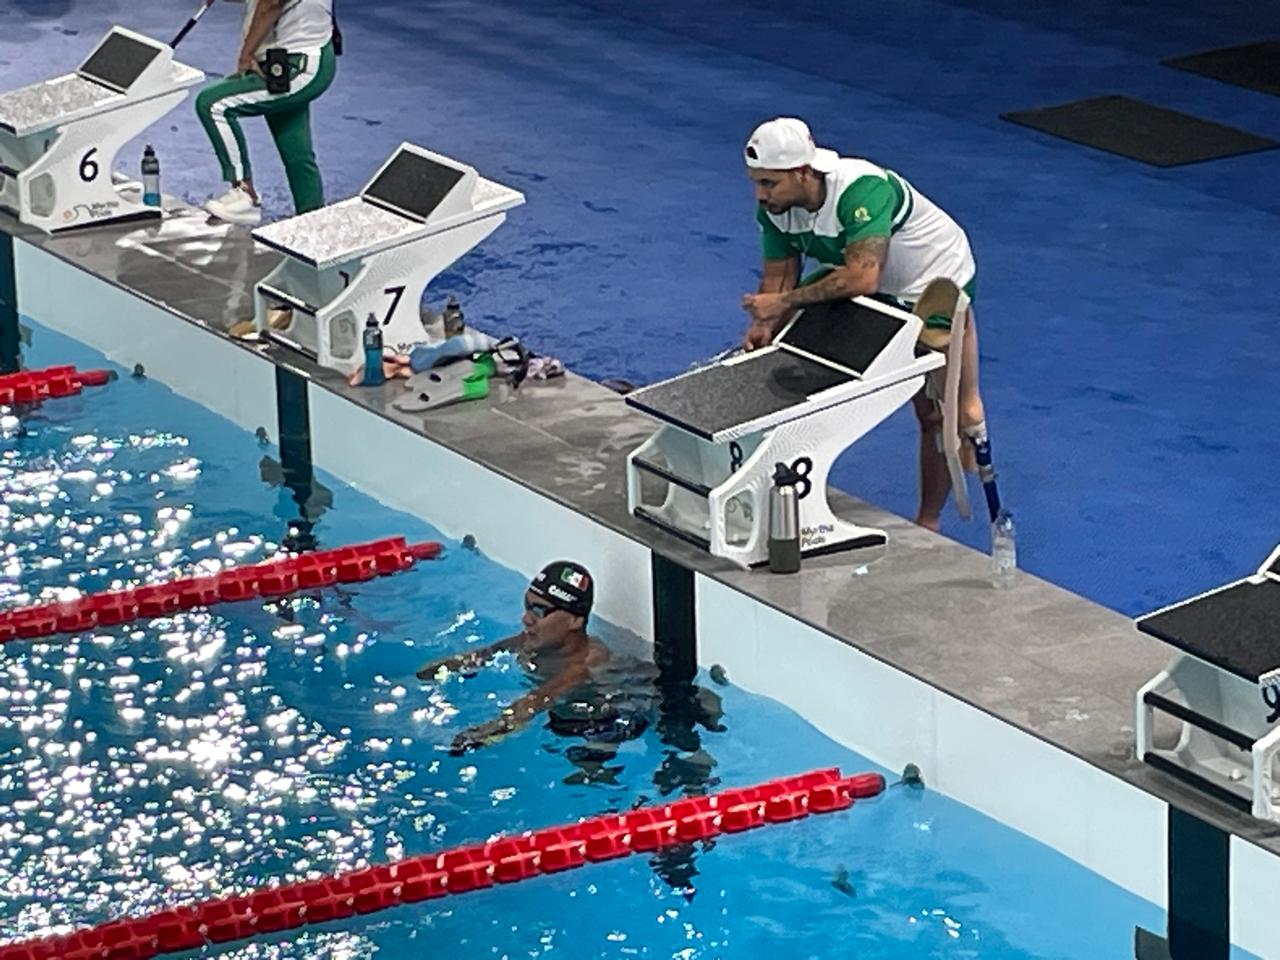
[529,560,594,617]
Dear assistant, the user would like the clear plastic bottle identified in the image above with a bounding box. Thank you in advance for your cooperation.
[141,145,161,207]
[990,510,1017,588]
[442,296,466,337]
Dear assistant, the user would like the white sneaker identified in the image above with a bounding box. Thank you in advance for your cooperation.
[205,185,262,226]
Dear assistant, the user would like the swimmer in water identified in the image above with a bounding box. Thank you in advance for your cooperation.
[416,561,609,754]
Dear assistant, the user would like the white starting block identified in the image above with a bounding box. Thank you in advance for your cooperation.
[625,297,943,567]
[1136,544,1280,821]
[0,27,203,233]
[251,143,525,374]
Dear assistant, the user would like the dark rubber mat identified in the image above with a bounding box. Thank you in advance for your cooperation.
[1001,95,1278,167]
[1164,41,1280,97]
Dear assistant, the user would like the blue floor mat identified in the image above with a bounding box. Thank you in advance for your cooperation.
[0,0,1276,617]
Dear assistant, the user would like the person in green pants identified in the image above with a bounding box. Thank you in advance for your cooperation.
[197,0,337,225]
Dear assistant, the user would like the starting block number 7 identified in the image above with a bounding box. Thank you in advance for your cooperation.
[337,273,404,327]
[382,285,405,325]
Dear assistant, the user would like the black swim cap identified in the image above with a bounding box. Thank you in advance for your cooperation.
[528,560,594,618]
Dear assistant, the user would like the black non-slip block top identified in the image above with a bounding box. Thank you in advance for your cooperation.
[626,350,852,440]
[79,32,160,93]
[1001,95,1279,167]
[779,299,904,375]
[1138,578,1280,682]
[1164,42,1280,98]
[363,150,464,222]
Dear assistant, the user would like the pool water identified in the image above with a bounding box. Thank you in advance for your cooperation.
[0,321,1256,959]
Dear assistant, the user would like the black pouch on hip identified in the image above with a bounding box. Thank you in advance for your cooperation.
[264,48,291,94]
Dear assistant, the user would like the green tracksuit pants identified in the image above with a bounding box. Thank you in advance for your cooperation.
[195,42,336,214]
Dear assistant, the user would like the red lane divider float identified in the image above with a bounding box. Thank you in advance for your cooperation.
[0,365,113,405]
[0,537,443,645]
[0,768,885,960]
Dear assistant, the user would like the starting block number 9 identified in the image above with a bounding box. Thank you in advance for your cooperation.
[79,149,99,183]
[1262,682,1280,725]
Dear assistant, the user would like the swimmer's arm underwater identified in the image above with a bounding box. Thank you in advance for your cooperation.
[449,660,592,754]
[415,636,519,681]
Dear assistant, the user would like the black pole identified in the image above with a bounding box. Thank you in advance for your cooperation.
[652,552,696,683]
[273,366,323,552]
[1135,808,1230,960]
[1168,810,1229,959]
[0,233,19,374]
[170,0,217,49]
[647,551,722,895]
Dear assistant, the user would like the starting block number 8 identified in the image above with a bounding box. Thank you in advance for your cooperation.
[790,457,813,500]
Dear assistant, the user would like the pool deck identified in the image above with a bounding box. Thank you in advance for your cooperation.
[6,201,1279,866]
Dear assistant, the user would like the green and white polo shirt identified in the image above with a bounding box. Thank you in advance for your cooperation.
[757,157,976,304]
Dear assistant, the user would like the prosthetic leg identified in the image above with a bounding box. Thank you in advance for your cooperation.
[913,279,1004,523]
[914,279,973,520]
[965,420,1002,522]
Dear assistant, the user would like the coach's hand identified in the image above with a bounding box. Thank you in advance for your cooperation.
[236,50,264,76]
[742,320,776,351]
[741,292,790,350]
[742,291,789,326]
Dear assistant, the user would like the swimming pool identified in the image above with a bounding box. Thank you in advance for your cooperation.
[0,319,1265,959]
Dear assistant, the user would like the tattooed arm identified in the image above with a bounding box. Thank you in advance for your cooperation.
[780,235,888,309]
[741,235,889,334]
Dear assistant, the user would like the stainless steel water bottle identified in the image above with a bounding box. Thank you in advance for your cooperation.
[768,462,801,574]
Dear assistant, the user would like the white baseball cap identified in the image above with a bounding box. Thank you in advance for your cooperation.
[744,117,838,172]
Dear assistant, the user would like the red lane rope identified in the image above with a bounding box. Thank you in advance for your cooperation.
[0,537,443,645]
[0,366,112,405]
[0,768,885,960]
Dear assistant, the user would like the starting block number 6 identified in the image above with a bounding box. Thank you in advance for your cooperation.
[79,149,99,182]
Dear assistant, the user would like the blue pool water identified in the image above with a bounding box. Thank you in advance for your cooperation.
[0,321,1256,959]
[5,0,1279,618]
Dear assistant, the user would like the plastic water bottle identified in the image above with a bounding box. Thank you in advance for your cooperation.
[442,296,466,337]
[141,145,161,207]
[361,315,384,386]
[990,510,1017,588]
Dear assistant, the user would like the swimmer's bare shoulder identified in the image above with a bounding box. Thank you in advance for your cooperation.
[586,638,611,668]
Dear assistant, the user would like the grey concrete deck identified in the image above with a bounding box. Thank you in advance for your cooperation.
[11,202,1280,858]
